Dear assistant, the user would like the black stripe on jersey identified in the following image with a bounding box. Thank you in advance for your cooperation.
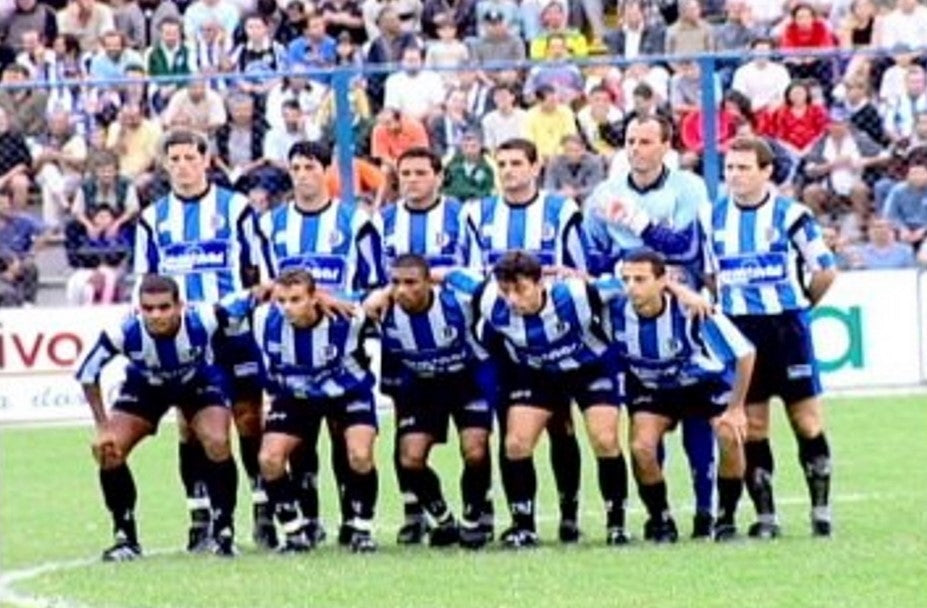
[786,212,815,303]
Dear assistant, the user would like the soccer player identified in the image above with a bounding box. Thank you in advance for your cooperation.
[465,138,588,543]
[439,251,629,548]
[583,114,718,538]
[706,136,837,538]
[134,129,275,551]
[364,254,492,548]
[608,248,755,543]
[259,140,385,545]
[378,147,480,544]
[244,269,380,553]
[76,275,239,560]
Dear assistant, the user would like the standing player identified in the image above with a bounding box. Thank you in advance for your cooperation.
[364,255,493,548]
[379,147,481,544]
[439,252,629,548]
[226,269,380,553]
[706,137,837,537]
[607,249,755,543]
[583,114,718,538]
[260,140,386,545]
[134,129,274,551]
[76,275,239,559]
[465,138,588,543]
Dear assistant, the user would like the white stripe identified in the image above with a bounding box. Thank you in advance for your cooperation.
[394,203,411,255]
[198,187,221,303]
[524,195,545,251]
[320,201,340,255]
[175,315,193,366]
[755,200,782,315]
[392,308,419,352]
[655,297,674,359]
[723,200,746,315]
[624,300,641,359]
[311,318,330,370]
[285,204,302,259]
[281,319,296,366]
[490,199,509,251]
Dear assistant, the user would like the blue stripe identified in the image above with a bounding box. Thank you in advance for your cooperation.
[294,326,313,367]
[703,319,736,364]
[410,211,427,254]
[638,315,660,361]
[183,202,204,301]
[506,205,526,250]
[299,210,320,254]
[409,313,438,351]
[670,299,692,360]
[154,330,180,370]
[738,205,758,313]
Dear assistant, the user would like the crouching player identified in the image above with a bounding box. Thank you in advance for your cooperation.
[241,269,380,553]
[76,275,239,560]
[364,254,492,548]
[608,249,755,542]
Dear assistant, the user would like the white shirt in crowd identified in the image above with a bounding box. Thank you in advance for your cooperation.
[383,69,446,121]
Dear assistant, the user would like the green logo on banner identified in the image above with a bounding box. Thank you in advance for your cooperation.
[811,306,864,373]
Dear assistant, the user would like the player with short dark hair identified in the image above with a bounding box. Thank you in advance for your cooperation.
[76,275,239,560]
[707,136,838,538]
[363,254,493,548]
[134,128,275,551]
[608,249,755,543]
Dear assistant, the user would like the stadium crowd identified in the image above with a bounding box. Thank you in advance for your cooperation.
[1,0,927,307]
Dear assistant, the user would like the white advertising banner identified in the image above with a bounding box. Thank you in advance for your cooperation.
[811,269,921,389]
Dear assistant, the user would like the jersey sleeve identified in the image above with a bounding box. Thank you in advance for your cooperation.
[590,275,626,303]
[215,290,257,330]
[133,209,159,277]
[444,268,486,304]
[463,200,486,270]
[75,318,127,384]
[259,210,281,276]
[788,207,836,273]
[352,209,388,292]
[558,197,590,272]
[699,313,755,365]
[582,184,622,276]
[236,202,275,282]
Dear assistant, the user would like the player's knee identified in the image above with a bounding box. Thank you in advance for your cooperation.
[398,448,426,471]
[588,427,619,457]
[788,399,823,438]
[714,423,739,451]
[347,443,374,474]
[199,430,231,462]
[258,446,287,480]
[630,436,659,467]
[460,435,488,465]
[746,412,769,440]
[504,433,533,460]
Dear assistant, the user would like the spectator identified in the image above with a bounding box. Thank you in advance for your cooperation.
[803,106,884,200]
[64,207,128,306]
[836,0,879,50]
[0,189,45,305]
[365,6,423,110]
[779,2,835,87]
[876,0,927,52]
[842,73,888,147]
[320,0,367,44]
[603,0,665,58]
[742,0,784,32]
[162,77,228,133]
[57,0,115,53]
[469,8,525,83]
[236,0,287,44]
[275,0,309,46]
[0,63,48,137]
[524,84,577,164]
[87,30,143,81]
[428,87,478,159]
[326,151,388,206]
[883,65,927,143]
[666,0,713,55]
[421,0,478,40]
[188,19,233,81]
[315,81,374,152]
[230,12,287,96]
[821,225,854,270]
[481,84,527,151]
[66,150,138,268]
[767,79,828,157]
[454,66,491,118]
[383,45,445,121]
[884,158,927,248]
[577,84,624,158]
[621,61,671,112]
[442,127,494,201]
[145,17,191,113]
[616,0,677,30]
[371,107,429,167]
[474,0,521,38]
[0,106,32,210]
[715,0,756,53]
[213,93,281,196]
[30,109,87,230]
[878,47,919,106]
[286,12,336,83]
[543,133,604,203]
[669,60,720,119]
[105,101,161,192]
[619,81,674,144]
[362,0,424,39]
[523,34,584,105]
[732,38,792,119]
[852,217,915,270]
[424,12,469,83]
[264,66,327,133]
[15,28,56,83]
[110,0,146,50]
[138,0,182,47]
[528,2,587,60]
[1,0,58,53]
[184,0,241,43]
[264,100,318,177]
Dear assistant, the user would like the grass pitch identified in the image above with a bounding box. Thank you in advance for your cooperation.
[1,395,926,608]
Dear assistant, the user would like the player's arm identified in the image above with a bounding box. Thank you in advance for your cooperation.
[559,198,590,272]
[354,211,388,292]
[790,210,838,305]
[75,326,125,426]
[700,313,756,440]
[238,204,275,284]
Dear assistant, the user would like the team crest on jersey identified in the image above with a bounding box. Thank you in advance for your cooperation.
[322,344,340,362]
[211,214,226,231]
[765,226,780,242]
[553,320,571,338]
[542,223,556,241]
[666,338,684,354]
[435,232,450,248]
[329,230,345,248]
[439,326,458,343]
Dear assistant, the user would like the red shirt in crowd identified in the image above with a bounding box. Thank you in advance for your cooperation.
[780,20,835,49]
[766,104,829,151]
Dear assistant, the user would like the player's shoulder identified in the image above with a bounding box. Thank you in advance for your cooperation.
[776,194,815,223]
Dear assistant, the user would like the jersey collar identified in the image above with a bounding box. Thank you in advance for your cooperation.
[626,165,669,195]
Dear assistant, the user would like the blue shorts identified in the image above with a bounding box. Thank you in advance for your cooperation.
[212,331,263,400]
[113,367,230,433]
[264,390,378,439]
[626,375,729,427]
[394,370,492,442]
[731,311,822,406]
[503,360,622,413]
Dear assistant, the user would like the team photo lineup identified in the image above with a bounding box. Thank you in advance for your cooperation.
[74,120,838,560]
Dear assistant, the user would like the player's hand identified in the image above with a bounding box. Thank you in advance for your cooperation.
[716,407,747,444]
[543,265,589,280]
[361,287,392,321]
[316,290,357,319]
[250,281,275,303]
[668,283,715,319]
[91,427,121,467]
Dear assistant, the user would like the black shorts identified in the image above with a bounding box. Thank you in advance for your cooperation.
[394,371,492,442]
[113,368,230,433]
[626,375,729,428]
[731,311,822,406]
[264,390,378,439]
[213,331,263,400]
[503,360,622,413]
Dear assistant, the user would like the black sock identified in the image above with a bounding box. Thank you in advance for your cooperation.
[717,477,743,525]
[289,442,320,521]
[462,459,491,525]
[264,473,304,535]
[597,456,628,529]
[638,480,670,521]
[203,457,238,533]
[238,435,261,488]
[549,431,581,523]
[330,432,352,524]
[744,439,777,518]
[797,433,832,510]
[347,467,378,524]
[178,441,210,523]
[408,466,451,523]
[99,464,138,544]
[394,444,424,523]
[479,449,494,526]
[506,457,537,532]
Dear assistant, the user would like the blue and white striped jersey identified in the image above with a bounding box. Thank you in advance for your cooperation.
[380,197,473,269]
[134,186,272,303]
[708,192,836,316]
[584,167,711,284]
[465,190,589,271]
[260,199,386,298]
[76,306,220,386]
[445,270,615,372]
[251,303,374,399]
[604,294,755,390]
[379,285,484,379]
